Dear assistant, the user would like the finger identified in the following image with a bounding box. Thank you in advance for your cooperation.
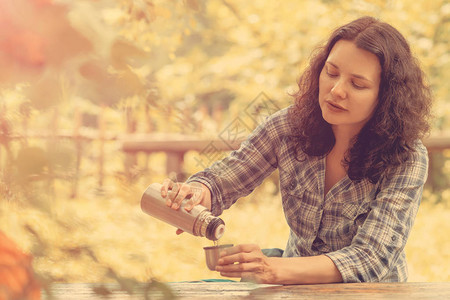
[217,262,262,275]
[162,179,174,205]
[183,198,196,212]
[171,183,190,210]
[183,185,203,211]
[219,244,257,257]
[218,252,256,265]
[161,178,170,195]
[167,182,181,207]
[167,182,180,200]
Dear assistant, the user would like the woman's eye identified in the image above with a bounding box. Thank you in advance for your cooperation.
[352,81,366,89]
[326,71,338,77]
[325,65,338,78]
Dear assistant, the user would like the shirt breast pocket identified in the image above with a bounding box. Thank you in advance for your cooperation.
[339,202,371,244]
[283,187,321,239]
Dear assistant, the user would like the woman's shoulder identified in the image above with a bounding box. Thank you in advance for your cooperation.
[244,106,294,152]
[381,140,429,185]
[260,106,293,136]
[409,140,428,163]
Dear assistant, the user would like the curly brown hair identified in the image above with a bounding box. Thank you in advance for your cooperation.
[288,16,432,183]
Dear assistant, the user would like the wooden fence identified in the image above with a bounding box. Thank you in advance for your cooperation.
[120,133,450,174]
[2,131,448,195]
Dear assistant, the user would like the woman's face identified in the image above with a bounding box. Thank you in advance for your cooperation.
[319,39,381,134]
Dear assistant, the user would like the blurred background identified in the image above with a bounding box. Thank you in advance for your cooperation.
[0,0,449,290]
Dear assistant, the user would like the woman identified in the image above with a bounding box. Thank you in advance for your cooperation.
[161,16,432,284]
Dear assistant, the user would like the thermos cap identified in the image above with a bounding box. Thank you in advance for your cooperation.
[206,218,225,241]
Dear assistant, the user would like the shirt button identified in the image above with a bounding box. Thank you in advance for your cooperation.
[289,181,296,190]
[391,236,397,241]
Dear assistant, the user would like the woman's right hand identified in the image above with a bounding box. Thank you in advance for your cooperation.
[160,178,211,212]
[160,178,212,235]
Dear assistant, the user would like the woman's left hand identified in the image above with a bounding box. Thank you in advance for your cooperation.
[215,244,278,284]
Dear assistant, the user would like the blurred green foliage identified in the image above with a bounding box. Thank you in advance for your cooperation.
[1,0,448,190]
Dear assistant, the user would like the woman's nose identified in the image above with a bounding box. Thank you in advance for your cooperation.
[331,80,347,99]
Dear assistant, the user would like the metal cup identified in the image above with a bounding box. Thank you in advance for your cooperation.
[203,244,233,271]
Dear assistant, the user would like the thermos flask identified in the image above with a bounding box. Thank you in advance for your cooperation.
[140,183,225,241]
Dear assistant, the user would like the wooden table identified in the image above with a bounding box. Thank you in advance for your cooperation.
[46,281,450,299]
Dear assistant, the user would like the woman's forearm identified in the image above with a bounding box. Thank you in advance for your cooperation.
[268,254,343,284]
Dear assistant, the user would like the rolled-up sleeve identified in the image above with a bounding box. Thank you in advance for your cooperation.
[187,109,289,216]
[325,143,428,282]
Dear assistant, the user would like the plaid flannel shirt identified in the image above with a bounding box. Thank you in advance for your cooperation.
[188,107,428,282]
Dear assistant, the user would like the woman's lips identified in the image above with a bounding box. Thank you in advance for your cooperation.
[326,101,347,112]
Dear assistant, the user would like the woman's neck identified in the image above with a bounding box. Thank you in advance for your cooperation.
[331,125,361,153]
